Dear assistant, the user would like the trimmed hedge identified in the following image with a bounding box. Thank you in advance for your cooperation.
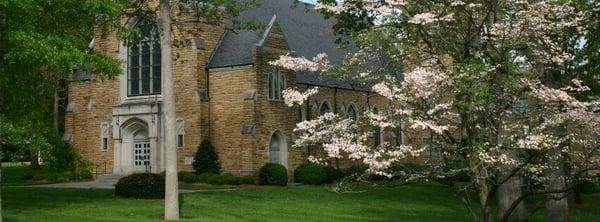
[19,169,93,183]
[115,173,165,199]
[178,171,255,185]
[294,163,326,185]
[258,163,288,186]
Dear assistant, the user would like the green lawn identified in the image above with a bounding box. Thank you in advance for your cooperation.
[1,165,54,186]
[2,164,599,221]
[2,185,599,222]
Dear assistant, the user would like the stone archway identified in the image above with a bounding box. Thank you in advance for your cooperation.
[115,118,156,174]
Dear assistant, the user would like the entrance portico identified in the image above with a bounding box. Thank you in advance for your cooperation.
[112,101,164,175]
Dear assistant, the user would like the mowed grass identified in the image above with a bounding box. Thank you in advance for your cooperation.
[1,165,54,186]
[2,164,600,222]
[3,184,471,222]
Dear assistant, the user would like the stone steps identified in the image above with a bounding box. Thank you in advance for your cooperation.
[95,174,124,185]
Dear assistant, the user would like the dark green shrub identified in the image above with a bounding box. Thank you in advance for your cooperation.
[240,176,256,185]
[323,165,344,183]
[115,173,165,199]
[65,170,93,181]
[453,170,471,182]
[192,140,221,174]
[197,172,218,183]
[390,162,424,179]
[345,164,369,177]
[258,163,288,186]
[210,173,241,185]
[20,171,36,180]
[179,171,199,183]
[294,163,326,185]
[578,180,600,194]
[32,174,47,181]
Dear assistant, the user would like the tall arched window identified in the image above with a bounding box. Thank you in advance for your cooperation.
[395,124,404,145]
[128,21,161,96]
[268,131,287,165]
[319,101,331,115]
[268,69,285,100]
[372,107,382,147]
[346,104,357,120]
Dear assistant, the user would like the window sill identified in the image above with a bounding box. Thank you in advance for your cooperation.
[121,95,163,105]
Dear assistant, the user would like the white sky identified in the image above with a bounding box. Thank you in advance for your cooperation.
[299,0,317,4]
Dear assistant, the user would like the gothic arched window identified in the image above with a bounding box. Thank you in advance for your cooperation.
[346,104,358,121]
[319,101,331,115]
[269,131,287,165]
[372,107,382,147]
[268,69,285,100]
[128,21,161,96]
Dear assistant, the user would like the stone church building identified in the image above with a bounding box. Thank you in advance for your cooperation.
[64,0,420,176]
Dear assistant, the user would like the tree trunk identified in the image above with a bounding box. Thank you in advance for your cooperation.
[498,151,527,222]
[159,0,179,220]
[545,147,569,222]
[53,87,59,131]
[1,152,3,222]
[471,158,494,222]
[498,176,528,221]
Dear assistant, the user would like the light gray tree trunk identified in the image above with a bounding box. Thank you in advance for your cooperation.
[498,150,527,222]
[0,153,3,222]
[545,147,569,222]
[498,176,528,221]
[159,0,179,220]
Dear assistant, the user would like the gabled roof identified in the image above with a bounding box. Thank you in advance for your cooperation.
[207,0,357,89]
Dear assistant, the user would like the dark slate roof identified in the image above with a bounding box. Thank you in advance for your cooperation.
[207,0,359,89]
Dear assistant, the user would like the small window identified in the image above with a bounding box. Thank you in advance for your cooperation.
[422,134,442,160]
[176,118,185,149]
[177,135,184,148]
[102,138,108,150]
[372,107,383,147]
[346,105,357,120]
[268,69,285,100]
[319,101,331,116]
[513,98,528,118]
[395,124,404,145]
[100,122,110,151]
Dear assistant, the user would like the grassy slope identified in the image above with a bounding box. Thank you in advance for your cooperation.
[3,184,599,222]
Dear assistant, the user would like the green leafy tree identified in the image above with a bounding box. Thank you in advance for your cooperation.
[0,116,50,222]
[0,0,125,169]
[192,140,221,174]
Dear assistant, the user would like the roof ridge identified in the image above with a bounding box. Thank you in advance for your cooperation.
[256,14,278,47]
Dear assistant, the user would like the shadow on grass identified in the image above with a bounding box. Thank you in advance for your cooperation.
[3,182,599,222]
[3,187,163,221]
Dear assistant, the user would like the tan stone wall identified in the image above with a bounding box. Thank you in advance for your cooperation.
[208,67,258,174]
[66,14,426,177]
[66,80,119,173]
[252,22,306,179]
[66,15,226,173]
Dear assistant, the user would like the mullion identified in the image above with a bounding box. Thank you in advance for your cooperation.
[138,41,143,95]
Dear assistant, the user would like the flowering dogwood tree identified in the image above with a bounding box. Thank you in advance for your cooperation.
[274,1,600,221]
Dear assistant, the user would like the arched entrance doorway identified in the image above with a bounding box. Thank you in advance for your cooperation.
[117,117,156,174]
